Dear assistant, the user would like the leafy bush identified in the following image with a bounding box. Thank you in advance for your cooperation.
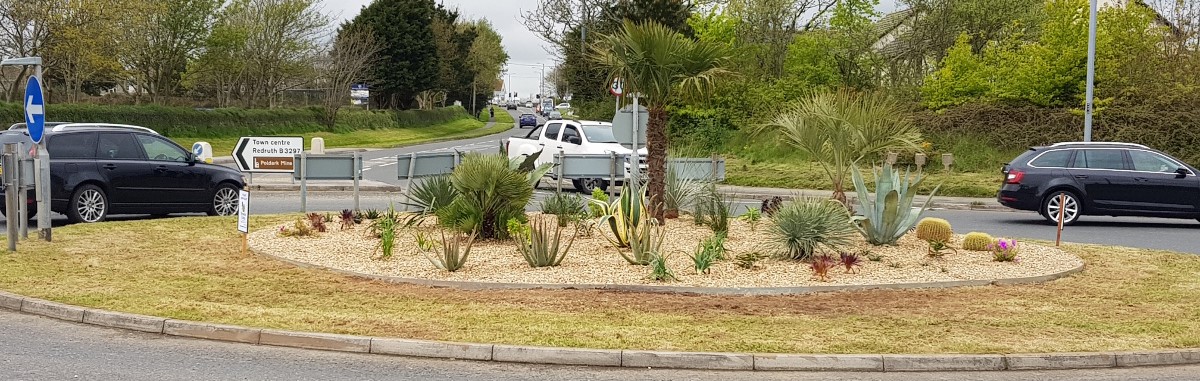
[735,252,765,269]
[407,175,458,214]
[540,192,586,227]
[340,209,359,230]
[688,233,726,274]
[438,152,550,239]
[512,217,575,268]
[851,163,940,245]
[422,228,478,272]
[0,102,472,138]
[768,198,857,260]
[623,214,666,266]
[587,188,609,218]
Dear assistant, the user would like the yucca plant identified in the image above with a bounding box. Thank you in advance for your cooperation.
[850,162,940,245]
[622,211,666,265]
[768,198,857,260]
[591,185,647,249]
[695,184,732,236]
[664,162,704,218]
[423,228,478,272]
[512,217,575,268]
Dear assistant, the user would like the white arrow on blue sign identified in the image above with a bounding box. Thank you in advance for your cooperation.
[24,76,45,144]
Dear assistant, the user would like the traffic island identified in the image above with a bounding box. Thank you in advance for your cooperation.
[1,215,1198,371]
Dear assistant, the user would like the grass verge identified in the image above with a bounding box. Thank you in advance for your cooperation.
[2,215,1198,354]
[723,157,1002,198]
[173,118,512,156]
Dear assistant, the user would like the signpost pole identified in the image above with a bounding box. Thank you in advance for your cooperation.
[608,151,617,200]
[32,63,50,242]
[353,153,360,211]
[5,144,18,251]
[17,155,26,239]
[630,95,640,203]
[299,152,307,214]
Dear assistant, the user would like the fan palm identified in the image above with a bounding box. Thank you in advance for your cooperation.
[591,20,734,220]
[758,90,922,205]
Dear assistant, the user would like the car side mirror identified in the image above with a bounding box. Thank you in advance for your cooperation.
[567,136,582,145]
[1175,167,1188,178]
[186,152,197,165]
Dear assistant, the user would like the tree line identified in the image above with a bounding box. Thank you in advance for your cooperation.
[0,0,509,118]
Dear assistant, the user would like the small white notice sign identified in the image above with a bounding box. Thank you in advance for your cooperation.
[237,190,250,233]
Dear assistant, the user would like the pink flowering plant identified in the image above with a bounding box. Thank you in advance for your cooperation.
[988,238,1019,262]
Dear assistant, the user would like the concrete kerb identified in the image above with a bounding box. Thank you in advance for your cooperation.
[5,289,1200,371]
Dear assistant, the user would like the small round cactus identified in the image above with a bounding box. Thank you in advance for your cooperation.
[915,217,953,242]
[962,232,995,251]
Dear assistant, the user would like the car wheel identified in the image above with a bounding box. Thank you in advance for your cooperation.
[68,185,108,223]
[574,178,608,193]
[1041,190,1081,226]
[208,183,240,216]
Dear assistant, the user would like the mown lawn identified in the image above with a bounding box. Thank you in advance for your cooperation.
[171,118,512,157]
[2,215,1199,354]
[724,157,1003,198]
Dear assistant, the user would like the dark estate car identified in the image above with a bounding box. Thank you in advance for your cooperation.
[0,123,245,223]
[998,142,1200,225]
[518,113,537,128]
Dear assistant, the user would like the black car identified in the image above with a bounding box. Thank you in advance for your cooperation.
[998,142,1200,225]
[505,102,517,110]
[0,123,245,223]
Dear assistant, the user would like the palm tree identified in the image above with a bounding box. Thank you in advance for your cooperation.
[759,90,922,205]
[591,20,734,220]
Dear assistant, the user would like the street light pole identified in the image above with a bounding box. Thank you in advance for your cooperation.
[1083,0,1098,142]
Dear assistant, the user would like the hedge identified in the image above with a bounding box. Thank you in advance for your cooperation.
[0,103,472,139]
[910,101,1200,166]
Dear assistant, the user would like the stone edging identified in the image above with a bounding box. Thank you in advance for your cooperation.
[2,289,1198,372]
[252,248,1086,296]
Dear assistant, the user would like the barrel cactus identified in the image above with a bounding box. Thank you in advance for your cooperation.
[915,217,953,242]
[962,232,994,251]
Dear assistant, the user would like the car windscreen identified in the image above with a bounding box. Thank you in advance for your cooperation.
[582,125,618,143]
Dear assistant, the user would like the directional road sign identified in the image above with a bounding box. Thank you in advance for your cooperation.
[233,136,303,172]
[24,76,45,144]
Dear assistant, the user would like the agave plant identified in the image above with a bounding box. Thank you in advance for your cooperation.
[850,162,940,246]
[423,228,478,272]
[512,216,575,268]
[590,185,647,249]
[406,174,458,213]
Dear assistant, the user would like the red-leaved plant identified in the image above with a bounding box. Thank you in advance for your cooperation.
[306,212,328,233]
[839,251,861,273]
[811,254,838,281]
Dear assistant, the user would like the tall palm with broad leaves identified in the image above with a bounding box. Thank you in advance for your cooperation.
[758,90,922,206]
[591,20,734,220]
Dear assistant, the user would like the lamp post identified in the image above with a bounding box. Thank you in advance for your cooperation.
[1083,0,1098,142]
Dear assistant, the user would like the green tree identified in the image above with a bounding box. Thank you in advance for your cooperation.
[347,0,439,108]
[466,19,508,115]
[592,20,735,220]
[120,0,223,103]
[758,90,922,205]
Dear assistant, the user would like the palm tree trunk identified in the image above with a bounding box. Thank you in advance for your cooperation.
[646,106,669,221]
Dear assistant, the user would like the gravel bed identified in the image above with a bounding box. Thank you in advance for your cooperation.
[249,213,1083,288]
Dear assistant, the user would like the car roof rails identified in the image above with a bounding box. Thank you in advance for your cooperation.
[50,123,160,135]
[8,122,72,130]
[1049,141,1148,149]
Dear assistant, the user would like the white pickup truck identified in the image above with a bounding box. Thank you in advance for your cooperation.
[505,119,644,192]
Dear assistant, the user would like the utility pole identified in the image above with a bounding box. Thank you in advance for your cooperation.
[1083,0,1098,142]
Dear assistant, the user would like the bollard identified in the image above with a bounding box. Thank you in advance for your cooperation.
[311,137,325,155]
[942,153,954,172]
[1055,193,1066,246]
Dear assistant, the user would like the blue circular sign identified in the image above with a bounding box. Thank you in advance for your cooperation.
[24,76,45,144]
[192,143,203,156]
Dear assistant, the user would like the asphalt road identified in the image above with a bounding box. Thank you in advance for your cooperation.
[4,309,1200,381]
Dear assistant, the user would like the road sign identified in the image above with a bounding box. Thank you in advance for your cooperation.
[611,104,648,149]
[24,76,45,144]
[237,190,250,233]
[192,142,203,156]
[609,78,623,97]
[233,136,303,172]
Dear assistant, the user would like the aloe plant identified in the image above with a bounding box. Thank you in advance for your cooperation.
[513,217,575,267]
[850,163,940,245]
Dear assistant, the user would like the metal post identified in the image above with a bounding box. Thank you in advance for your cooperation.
[34,63,50,242]
[608,151,617,199]
[1055,193,1066,247]
[710,153,719,183]
[5,144,18,251]
[299,152,307,213]
[403,153,417,212]
[352,153,360,212]
[1083,0,1098,142]
[555,149,564,193]
[17,153,27,239]
[629,95,640,202]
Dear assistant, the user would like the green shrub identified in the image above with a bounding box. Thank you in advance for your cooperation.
[588,188,609,218]
[851,163,940,245]
[438,152,543,239]
[768,198,857,260]
[695,185,732,235]
[540,192,586,227]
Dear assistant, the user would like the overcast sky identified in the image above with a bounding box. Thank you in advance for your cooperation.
[319,0,902,98]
